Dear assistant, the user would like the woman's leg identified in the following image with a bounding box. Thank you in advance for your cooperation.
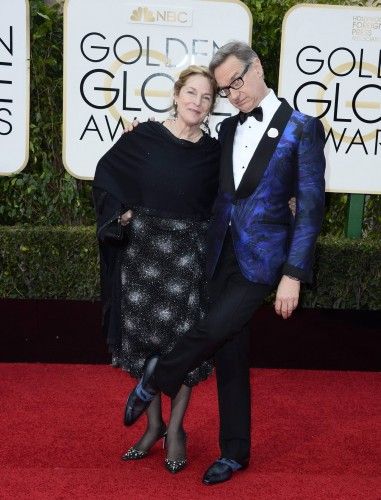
[122,394,165,458]
[164,384,191,471]
[133,393,166,450]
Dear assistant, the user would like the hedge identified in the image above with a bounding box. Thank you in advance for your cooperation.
[0,226,98,300]
[1,226,380,310]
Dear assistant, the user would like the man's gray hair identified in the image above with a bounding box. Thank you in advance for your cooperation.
[209,41,258,75]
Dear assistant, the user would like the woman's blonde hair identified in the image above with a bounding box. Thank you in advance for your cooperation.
[173,65,218,115]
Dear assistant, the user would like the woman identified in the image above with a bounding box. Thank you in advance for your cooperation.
[93,66,220,473]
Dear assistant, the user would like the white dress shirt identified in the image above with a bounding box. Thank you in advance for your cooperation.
[232,89,281,189]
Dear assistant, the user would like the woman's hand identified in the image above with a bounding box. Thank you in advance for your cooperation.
[120,209,133,226]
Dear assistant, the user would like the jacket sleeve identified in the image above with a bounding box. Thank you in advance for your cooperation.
[282,117,326,283]
[217,117,230,145]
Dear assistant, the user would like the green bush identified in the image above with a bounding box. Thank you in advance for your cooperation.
[0,226,380,309]
[0,226,99,299]
[0,0,380,235]
[302,235,381,309]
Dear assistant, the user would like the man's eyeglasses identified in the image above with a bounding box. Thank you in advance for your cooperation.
[217,63,252,98]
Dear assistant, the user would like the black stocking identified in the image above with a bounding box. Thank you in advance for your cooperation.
[166,384,191,460]
[132,394,166,452]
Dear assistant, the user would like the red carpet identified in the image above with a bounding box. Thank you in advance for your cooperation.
[0,364,380,499]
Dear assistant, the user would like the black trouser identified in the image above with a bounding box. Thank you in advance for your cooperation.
[155,230,271,463]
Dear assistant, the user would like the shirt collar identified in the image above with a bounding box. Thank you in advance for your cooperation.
[237,89,280,127]
[257,89,280,119]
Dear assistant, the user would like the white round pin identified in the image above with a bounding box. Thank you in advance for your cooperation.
[267,128,279,138]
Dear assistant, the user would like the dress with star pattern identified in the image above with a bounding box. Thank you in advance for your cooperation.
[102,122,220,387]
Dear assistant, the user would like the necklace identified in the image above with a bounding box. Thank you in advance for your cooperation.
[165,120,202,143]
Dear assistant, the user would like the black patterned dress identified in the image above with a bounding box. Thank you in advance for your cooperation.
[93,122,220,387]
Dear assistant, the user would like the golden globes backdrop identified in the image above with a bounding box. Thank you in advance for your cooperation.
[279,4,381,194]
[0,0,29,176]
[63,0,252,179]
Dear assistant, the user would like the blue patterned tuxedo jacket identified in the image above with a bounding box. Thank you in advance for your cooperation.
[206,100,326,285]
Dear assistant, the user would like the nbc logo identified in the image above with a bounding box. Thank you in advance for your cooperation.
[128,5,192,26]
[130,7,155,22]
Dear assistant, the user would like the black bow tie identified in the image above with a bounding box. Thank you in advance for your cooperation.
[238,107,263,124]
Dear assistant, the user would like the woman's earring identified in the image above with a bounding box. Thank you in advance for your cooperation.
[203,114,211,134]
[173,101,178,118]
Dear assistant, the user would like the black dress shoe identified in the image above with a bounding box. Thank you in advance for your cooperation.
[202,458,248,485]
[124,355,159,426]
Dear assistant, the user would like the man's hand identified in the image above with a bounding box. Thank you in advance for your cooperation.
[120,209,133,226]
[123,116,155,133]
[274,275,300,319]
[123,118,140,133]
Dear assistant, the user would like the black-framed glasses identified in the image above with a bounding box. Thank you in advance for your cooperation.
[217,63,252,98]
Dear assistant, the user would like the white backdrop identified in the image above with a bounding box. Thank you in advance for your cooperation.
[0,0,29,176]
[279,4,381,194]
[63,0,252,179]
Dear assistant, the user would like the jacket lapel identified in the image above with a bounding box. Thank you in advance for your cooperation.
[235,99,293,199]
[219,115,239,195]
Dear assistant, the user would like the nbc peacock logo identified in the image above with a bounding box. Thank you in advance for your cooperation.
[130,7,155,23]
[128,5,192,26]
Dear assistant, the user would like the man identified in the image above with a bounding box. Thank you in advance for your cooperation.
[125,41,326,485]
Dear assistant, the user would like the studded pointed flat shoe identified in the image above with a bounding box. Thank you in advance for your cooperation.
[121,424,167,461]
[163,430,187,473]
[121,446,149,460]
[164,457,187,473]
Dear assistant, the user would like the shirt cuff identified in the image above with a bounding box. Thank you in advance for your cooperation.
[282,263,311,283]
